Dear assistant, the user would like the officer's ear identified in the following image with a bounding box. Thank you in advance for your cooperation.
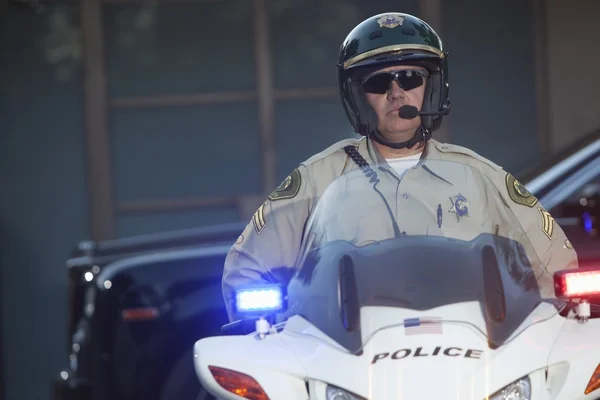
[349,80,379,135]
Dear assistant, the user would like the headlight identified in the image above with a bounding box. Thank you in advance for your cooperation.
[326,385,366,400]
[489,376,531,400]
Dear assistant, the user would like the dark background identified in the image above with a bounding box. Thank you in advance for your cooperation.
[1,0,599,399]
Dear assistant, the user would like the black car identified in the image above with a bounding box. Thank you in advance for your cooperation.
[520,129,600,266]
[52,129,600,400]
[51,222,246,400]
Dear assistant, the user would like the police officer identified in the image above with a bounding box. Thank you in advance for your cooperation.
[222,12,578,321]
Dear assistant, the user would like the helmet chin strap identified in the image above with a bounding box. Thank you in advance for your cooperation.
[369,125,432,150]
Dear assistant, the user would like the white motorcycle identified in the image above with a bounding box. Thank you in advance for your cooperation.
[193,159,600,400]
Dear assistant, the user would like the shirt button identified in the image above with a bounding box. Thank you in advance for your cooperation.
[402,193,410,199]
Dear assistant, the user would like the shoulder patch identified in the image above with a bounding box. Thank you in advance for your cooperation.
[268,168,301,201]
[505,173,538,207]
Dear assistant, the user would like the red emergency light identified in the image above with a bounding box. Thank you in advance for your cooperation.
[554,266,600,299]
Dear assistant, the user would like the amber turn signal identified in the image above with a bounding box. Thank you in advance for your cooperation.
[208,366,269,400]
[585,363,600,395]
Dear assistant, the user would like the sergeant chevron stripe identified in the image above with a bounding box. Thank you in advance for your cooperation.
[538,207,555,239]
[252,202,267,234]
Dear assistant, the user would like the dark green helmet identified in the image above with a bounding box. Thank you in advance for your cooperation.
[337,12,451,141]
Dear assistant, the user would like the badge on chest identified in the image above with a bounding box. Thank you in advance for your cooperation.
[449,193,470,222]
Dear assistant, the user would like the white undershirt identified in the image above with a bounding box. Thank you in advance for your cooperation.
[385,152,422,176]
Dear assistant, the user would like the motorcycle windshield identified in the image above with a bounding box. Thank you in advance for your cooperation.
[284,158,561,354]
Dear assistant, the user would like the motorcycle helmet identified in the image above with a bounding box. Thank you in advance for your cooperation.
[337,12,451,149]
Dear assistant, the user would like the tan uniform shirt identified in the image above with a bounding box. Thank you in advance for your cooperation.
[222,136,579,321]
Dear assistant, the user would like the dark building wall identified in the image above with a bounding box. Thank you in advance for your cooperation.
[1,4,89,400]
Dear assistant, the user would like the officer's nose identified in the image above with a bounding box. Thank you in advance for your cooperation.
[387,80,405,100]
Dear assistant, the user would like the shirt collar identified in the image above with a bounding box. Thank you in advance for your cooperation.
[420,139,455,185]
[358,136,455,185]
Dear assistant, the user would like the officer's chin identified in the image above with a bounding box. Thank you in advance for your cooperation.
[383,118,420,136]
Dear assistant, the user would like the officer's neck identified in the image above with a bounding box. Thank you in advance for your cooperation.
[372,135,425,159]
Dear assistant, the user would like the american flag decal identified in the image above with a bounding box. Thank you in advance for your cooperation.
[404,317,443,335]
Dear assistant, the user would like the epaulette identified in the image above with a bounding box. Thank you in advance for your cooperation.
[301,136,364,167]
[433,141,503,172]
[433,140,541,209]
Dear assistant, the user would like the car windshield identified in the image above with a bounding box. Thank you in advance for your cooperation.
[281,158,563,354]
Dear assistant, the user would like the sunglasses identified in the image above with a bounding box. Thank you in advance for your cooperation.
[361,69,429,94]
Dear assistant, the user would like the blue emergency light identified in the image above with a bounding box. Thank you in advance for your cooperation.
[234,285,286,314]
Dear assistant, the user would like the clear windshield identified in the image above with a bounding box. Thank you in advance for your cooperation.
[282,158,563,354]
